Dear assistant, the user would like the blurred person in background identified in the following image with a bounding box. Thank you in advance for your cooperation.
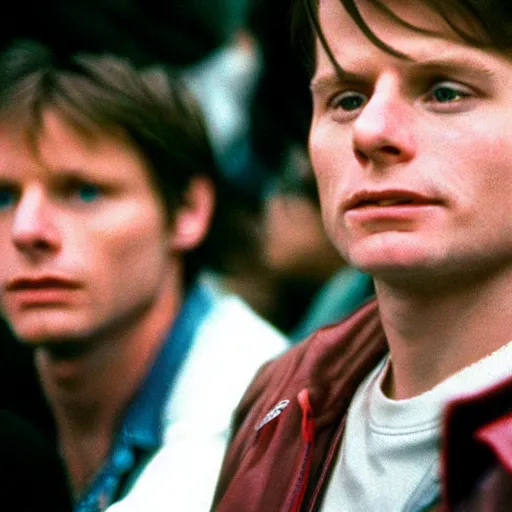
[240,0,374,337]
[0,41,287,512]
[264,143,374,341]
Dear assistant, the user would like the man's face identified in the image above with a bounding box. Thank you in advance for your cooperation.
[310,0,512,286]
[0,110,179,346]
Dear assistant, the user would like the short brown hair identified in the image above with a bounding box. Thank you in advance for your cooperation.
[0,40,232,285]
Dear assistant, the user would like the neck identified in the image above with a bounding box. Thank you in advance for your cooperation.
[35,267,183,495]
[375,265,512,400]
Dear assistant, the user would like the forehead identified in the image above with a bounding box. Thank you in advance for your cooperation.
[317,0,471,37]
[313,0,507,79]
[0,109,149,179]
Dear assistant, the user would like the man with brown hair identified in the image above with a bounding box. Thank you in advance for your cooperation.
[211,1,512,510]
[0,42,287,512]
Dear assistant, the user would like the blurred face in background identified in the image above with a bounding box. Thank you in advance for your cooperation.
[0,109,181,349]
[264,145,344,282]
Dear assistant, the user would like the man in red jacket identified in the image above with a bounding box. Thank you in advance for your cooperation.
[211,1,512,510]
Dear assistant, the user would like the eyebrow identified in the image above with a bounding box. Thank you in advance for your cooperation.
[310,69,365,97]
[0,177,17,187]
[310,73,352,95]
[49,169,111,187]
[310,53,498,94]
[51,168,93,178]
[409,54,498,80]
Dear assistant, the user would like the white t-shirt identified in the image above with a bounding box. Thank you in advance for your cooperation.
[320,340,512,512]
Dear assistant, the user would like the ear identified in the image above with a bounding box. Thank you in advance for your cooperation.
[168,177,215,252]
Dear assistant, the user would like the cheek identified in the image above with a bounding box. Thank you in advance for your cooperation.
[111,224,167,279]
[439,136,512,218]
[315,170,344,235]
[310,125,351,217]
[438,118,512,194]
[83,210,169,296]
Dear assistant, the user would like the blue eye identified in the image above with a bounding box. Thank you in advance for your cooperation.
[333,92,367,111]
[430,83,469,103]
[0,188,16,211]
[433,87,460,102]
[77,183,101,203]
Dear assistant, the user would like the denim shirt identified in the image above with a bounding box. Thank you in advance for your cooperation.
[74,283,215,512]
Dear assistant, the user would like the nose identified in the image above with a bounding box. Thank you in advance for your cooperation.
[11,190,61,258]
[353,82,416,168]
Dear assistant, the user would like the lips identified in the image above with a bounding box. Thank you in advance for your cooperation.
[343,190,439,211]
[6,277,80,291]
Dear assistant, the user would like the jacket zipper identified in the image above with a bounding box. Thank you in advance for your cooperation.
[287,389,315,512]
[306,416,347,512]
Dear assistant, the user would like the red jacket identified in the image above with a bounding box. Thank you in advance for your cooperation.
[211,300,512,511]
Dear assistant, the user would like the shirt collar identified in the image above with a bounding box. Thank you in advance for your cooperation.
[121,281,216,451]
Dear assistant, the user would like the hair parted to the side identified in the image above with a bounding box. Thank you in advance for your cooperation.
[292,0,512,76]
[0,40,234,286]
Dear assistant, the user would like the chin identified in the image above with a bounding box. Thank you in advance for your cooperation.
[10,314,90,346]
[345,237,438,276]
[15,328,79,346]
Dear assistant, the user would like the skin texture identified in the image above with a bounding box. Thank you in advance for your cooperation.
[0,109,214,492]
[309,0,512,398]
